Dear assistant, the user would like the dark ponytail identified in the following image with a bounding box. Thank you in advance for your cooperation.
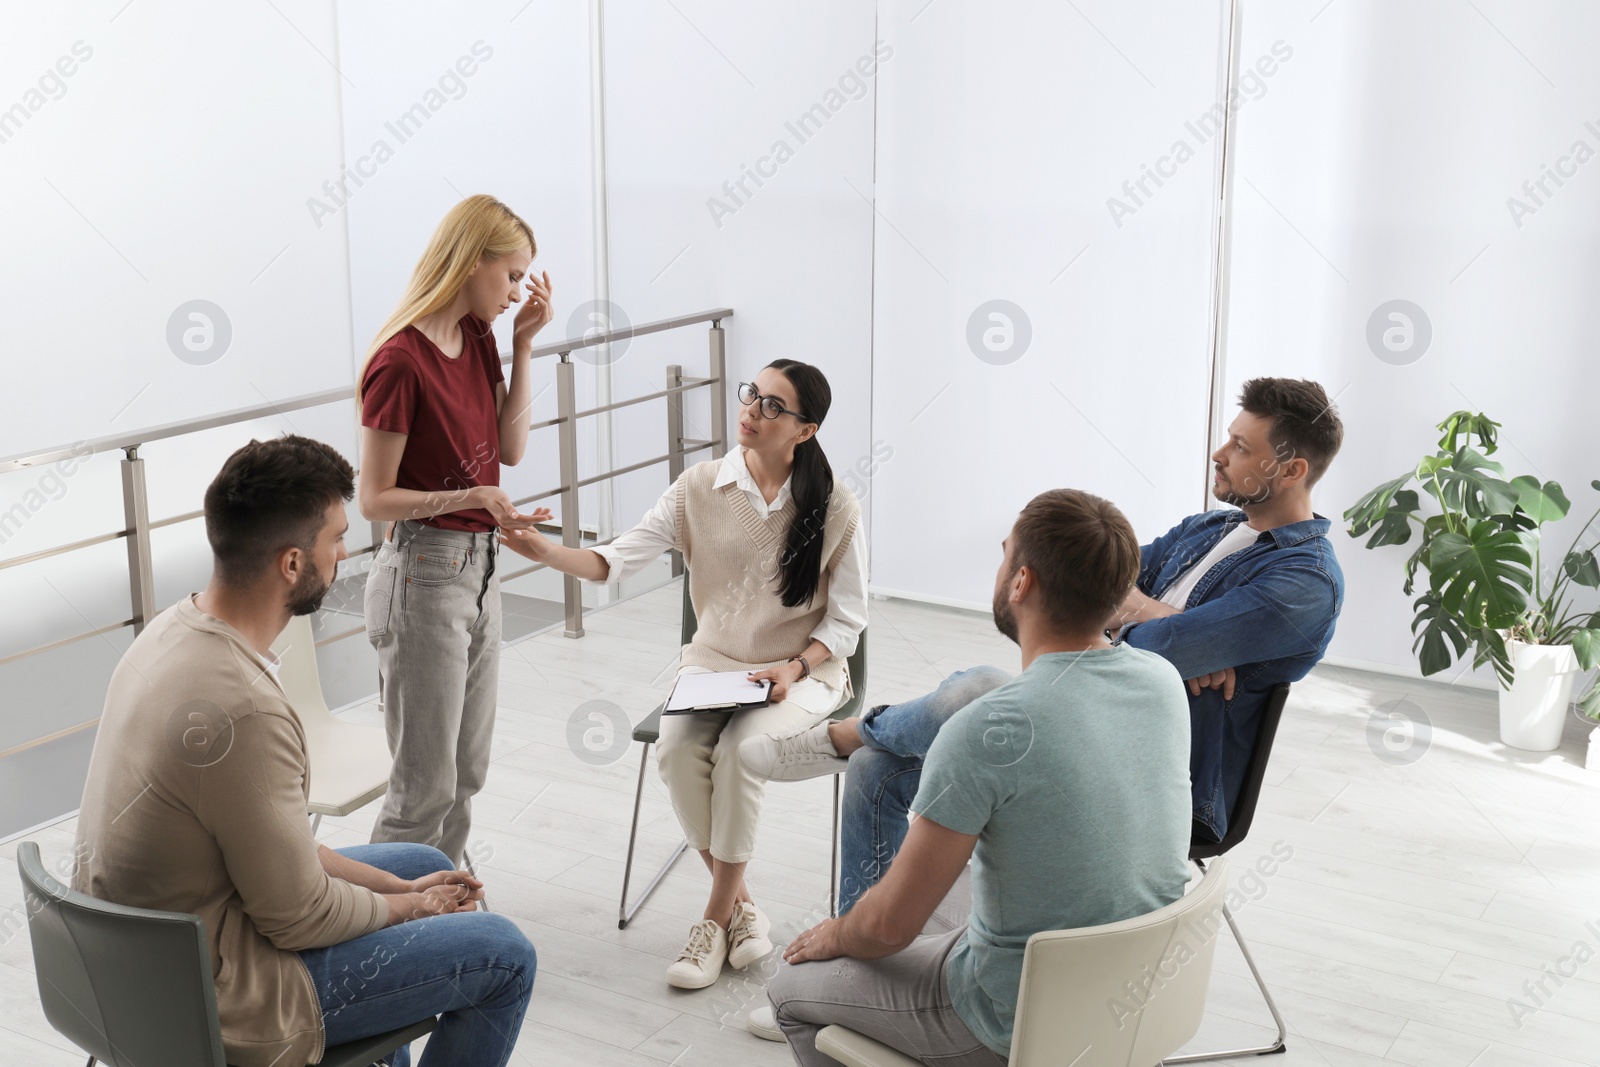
[768,359,834,608]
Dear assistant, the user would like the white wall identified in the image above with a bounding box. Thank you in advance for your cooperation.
[868,0,1231,608]
[1223,0,1600,684]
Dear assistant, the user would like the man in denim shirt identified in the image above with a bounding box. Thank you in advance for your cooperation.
[1111,377,1344,841]
[740,378,1344,942]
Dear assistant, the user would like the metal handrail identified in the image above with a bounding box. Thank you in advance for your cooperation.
[526,377,717,432]
[0,308,733,474]
[0,309,730,684]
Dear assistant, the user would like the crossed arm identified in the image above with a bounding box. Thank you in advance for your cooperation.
[1113,587,1238,700]
[1114,560,1337,701]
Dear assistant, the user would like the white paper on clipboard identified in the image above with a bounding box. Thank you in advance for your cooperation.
[665,671,773,713]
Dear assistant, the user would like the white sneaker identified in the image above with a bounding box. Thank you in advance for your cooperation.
[666,918,728,989]
[746,1004,784,1042]
[739,719,848,781]
[727,901,773,969]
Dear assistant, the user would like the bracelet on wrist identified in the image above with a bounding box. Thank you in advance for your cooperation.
[788,654,811,681]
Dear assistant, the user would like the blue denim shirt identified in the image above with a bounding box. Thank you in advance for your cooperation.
[1120,508,1343,841]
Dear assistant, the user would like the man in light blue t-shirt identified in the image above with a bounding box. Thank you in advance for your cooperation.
[765,489,1192,1065]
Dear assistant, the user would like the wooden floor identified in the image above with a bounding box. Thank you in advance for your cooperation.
[3,578,1598,1067]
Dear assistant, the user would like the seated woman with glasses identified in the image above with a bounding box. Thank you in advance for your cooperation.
[498,359,866,989]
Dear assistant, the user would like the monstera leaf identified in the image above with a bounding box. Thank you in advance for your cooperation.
[1470,626,1514,688]
[1582,682,1600,722]
[1563,549,1600,588]
[1427,521,1532,630]
[1433,448,1517,519]
[1362,489,1419,548]
[1345,473,1416,538]
[1437,410,1501,455]
[1401,514,1448,596]
[1411,590,1470,676]
[1571,628,1600,671]
[1511,476,1570,526]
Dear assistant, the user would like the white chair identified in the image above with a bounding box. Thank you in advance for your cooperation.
[815,858,1231,1067]
[269,615,392,836]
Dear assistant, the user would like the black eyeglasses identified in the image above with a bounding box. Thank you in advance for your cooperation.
[738,382,810,422]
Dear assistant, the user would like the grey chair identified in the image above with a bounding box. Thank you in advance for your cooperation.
[618,577,868,928]
[17,841,434,1067]
[1165,681,1293,1064]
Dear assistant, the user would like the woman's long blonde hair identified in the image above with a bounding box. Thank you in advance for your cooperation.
[356,194,536,404]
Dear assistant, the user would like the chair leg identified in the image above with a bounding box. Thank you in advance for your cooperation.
[829,773,841,918]
[1161,895,1288,1063]
[618,741,688,929]
[311,812,322,836]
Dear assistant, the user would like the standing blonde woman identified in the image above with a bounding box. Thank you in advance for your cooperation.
[500,359,866,988]
[358,194,554,864]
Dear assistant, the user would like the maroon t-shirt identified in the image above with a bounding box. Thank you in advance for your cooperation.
[360,315,505,532]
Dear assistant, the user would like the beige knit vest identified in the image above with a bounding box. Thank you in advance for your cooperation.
[674,458,861,695]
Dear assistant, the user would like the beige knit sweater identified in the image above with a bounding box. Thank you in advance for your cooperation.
[674,459,861,694]
[74,595,387,1067]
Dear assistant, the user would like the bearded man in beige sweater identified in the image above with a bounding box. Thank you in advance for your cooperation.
[73,435,536,1067]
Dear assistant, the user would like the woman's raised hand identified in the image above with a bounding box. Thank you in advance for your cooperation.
[513,270,554,353]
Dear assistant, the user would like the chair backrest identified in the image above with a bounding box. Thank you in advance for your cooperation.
[1009,857,1231,1067]
[1193,683,1291,861]
[16,841,226,1067]
[680,574,698,644]
[270,614,336,727]
[678,574,868,702]
[845,629,868,712]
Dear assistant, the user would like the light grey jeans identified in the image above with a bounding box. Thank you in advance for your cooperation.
[364,519,500,864]
[768,869,1006,1066]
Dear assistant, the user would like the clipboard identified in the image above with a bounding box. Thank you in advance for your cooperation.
[663,671,774,714]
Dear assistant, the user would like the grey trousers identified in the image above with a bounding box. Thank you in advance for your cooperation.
[365,519,500,865]
[768,869,1007,1067]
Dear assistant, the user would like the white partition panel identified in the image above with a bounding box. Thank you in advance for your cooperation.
[0,1,360,750]
[1223,0,1600,684]
[0,1,354,456]
[334,0,597,515]
[601,0,878,535]
[869,0,1232,608]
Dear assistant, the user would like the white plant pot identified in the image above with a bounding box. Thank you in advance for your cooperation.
[1588,726,1600,772]
[1498,641,1579,751]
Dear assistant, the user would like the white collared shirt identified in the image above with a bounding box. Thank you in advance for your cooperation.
[591,448,868,661]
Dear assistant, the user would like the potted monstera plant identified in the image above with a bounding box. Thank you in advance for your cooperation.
[1345,412,1600,754]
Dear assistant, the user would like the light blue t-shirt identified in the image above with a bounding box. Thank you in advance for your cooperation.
[913,644,1192,1056]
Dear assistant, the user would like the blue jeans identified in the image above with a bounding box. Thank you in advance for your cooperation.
[838,667,1011,913]
[298,844,536,1067]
